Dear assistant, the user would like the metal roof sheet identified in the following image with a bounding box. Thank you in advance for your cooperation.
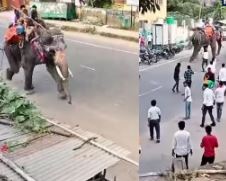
[15,136,129,181]
[0,160,25,181]
[0,122,130,181]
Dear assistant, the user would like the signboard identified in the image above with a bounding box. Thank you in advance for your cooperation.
[126,0,139,6]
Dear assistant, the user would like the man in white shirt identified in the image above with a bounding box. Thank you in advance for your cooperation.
[206,60,216,74]
[201,84,216,127]
[215,81,226,122]
[184,82,192,120]
[172,121,192,169]
[219,63,226,86]
[202,50,209,72]
[148,99,161,143]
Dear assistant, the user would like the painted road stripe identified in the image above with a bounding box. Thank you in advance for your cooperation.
[65,39,137,55]
[80,64,96,71]
[139,55,190,72]
[139,86,163,97]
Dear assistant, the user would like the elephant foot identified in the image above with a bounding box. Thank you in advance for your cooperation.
[25,90,35,95]
[24,86,34,91]
[58,93,67,100]
[6,69,14,80]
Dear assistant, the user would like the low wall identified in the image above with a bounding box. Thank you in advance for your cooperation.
[79,7,138,29]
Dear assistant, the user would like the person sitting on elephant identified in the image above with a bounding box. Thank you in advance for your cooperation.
[204,21,215,39]
[20,5,28,17]
[12,9,21,26]
[24,18,37,42]
[30,5,39,21]
[54,50,73,104]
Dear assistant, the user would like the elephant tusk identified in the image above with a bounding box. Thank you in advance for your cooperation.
[56,65,66,81]
[68,68,73,77]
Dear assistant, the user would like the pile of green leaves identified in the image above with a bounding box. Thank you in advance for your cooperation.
[0,82,47,133]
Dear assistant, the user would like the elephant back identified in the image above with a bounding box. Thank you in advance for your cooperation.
[191,30,208,46]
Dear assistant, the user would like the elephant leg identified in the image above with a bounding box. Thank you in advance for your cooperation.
[46,65,66,98]
[62,80,72,104]
[190,45,202,62]
[23,65,35,91]
[210,41,217,62]
[6,68,15,80]
[217,40,222,55]
[4,44,21,80]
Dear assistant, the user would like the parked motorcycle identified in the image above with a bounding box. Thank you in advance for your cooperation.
[139,47,151,64]
[139,47,157,65]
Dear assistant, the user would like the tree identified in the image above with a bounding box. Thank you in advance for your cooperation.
[139,0,160,14]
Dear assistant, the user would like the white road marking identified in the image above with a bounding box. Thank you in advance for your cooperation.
[65,39,137,55]
[139,55,189,72]
[80,64,96,71]
[139,86,163,97]
[149,80,159,85]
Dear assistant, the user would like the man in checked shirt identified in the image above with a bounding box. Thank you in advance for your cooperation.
[184,65,194,88]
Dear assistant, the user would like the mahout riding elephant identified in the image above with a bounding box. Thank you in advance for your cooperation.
[4,25,69,100]
[189,28,217,62]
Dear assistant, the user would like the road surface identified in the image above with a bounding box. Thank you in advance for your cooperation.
[139,44,226,175]
[0,18,138,180]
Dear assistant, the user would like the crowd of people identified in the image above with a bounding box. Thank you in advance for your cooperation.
[146,44,226,168]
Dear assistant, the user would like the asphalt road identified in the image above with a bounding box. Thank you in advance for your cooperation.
[0,18,138,180]
[139,44,226,175]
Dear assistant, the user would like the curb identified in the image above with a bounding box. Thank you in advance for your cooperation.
[46,22,138,42]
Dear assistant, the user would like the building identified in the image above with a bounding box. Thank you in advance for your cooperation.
[139,0,167,24]
[0,0,9,10]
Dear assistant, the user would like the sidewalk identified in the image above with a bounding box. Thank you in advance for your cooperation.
[0,10,138,42]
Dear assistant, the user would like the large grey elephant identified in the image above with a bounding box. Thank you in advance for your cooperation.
[189,28,217,62]
[4,26,68,99]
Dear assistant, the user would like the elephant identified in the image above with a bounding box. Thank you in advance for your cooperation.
[215,28,223,56]
[4,26,70,101]
[189,28,217,63]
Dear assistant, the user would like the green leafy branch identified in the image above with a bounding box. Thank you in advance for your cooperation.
[0,82,47,133]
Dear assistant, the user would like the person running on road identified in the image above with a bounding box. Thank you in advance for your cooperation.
[200,125,218,166]
[172,63,181,93]
[147,100,161,143]
[206,60,216,74]
[184,82,192,120]
[201,49,209,72]
[184,65,194,88]
[215,81,226,122]
[172,121,192,169]
[201,84,216,127]
[203,67,215,90]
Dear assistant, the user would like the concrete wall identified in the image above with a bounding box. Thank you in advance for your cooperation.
[176,26,189,43]
[80,7,107,25]
[79,7,138,29]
